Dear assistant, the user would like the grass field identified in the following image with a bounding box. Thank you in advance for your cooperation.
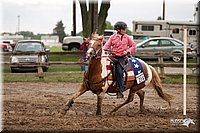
[3,72,198,84]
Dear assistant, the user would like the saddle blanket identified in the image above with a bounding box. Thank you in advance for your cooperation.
[129,57,146,84]
[106,57,146,84]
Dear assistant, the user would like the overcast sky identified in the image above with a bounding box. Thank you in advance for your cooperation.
[0,0,199,35]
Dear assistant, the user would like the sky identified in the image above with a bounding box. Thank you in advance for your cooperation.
[0,0,199,35]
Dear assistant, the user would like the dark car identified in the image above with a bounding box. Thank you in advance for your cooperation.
[9,40,49,72]
[135,37,194,62]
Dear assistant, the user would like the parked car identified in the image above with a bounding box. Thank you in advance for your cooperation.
[62,36,83,51]
[135,37,194,62]
[62,30,116,51]
[2,40,16,50]
[103,29,116,43]
[10,40,50,72]
[1,42,12,52]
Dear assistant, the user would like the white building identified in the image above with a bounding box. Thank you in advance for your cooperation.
[0,34,24,42]
[41,35,60,46]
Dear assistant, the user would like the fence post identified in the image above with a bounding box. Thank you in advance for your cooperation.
[158,52,165,79]
[37,52,44,79]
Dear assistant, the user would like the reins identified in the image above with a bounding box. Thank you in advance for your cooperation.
[84,71,111,90]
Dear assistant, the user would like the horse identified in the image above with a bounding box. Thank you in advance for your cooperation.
[63,34,172,115]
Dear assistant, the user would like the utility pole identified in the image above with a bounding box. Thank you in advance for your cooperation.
[163,0,165,20]
[72,0,76,36]
[197,1,200,66]
[17,15,20,34]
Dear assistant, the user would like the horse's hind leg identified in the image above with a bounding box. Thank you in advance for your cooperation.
[110,89,135,115]
[110,83,145,115]
[136,90,145,112]
[62,83,87,114]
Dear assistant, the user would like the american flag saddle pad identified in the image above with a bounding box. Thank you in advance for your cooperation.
[106,57,146,84]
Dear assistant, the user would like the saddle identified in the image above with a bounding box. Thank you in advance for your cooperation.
[105,56,147,93]
[107,56,135,86]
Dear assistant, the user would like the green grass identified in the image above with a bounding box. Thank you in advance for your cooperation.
[2,66,10,73]
[49,54,81,62]
[2,71,198,84]
[3,65,82,73]
[45,46,63,52]
[48,65,82,72]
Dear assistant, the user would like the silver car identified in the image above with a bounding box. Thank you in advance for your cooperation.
[135,37,193,62]
[10,40,49,72]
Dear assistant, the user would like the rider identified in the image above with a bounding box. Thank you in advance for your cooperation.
[103,21,137,98]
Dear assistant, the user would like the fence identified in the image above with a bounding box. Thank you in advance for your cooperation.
[1,51,199,79]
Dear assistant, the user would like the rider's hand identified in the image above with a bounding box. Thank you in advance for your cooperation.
[123,51,130,55]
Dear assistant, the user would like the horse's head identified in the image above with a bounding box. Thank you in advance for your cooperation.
[86,33,104,59]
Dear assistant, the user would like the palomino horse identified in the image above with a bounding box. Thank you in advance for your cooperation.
[63,34,172,115]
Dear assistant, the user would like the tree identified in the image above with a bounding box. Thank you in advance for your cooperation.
[105,21,132,35]
[18,31,34,38]
[126,28,132,35]
[157,16,163,20]
[79,0,111,37]
[53,20,66,43]
[105,21,114,29]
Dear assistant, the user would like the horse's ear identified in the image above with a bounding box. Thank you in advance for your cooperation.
[91,33,94,39]
[98,35,104,42]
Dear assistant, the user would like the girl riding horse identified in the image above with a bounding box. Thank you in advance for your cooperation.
[62,34,172,115]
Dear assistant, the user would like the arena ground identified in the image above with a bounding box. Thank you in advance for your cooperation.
[2,82,199,132]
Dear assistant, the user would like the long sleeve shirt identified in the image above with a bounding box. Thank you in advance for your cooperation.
[103,33,136,56]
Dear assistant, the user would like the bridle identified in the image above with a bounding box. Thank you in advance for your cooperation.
[86,39,103,60]
[84,38,111,90]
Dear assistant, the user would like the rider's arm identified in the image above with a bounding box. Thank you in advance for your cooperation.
[126,36,137,54]
[103,35,114,51]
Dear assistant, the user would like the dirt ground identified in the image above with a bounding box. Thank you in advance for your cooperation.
[2,82,199,132]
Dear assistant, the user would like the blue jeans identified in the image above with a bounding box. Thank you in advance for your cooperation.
[115,56,125,92]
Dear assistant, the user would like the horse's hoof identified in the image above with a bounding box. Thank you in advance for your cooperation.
[140,108,145,113]
[109,111,115,115]
[140,107,147,114]
[60,109,67,115]
[60,104,71,115]
[96,112,102,115]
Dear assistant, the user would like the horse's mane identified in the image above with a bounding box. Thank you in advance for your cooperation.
[91,33,104,42]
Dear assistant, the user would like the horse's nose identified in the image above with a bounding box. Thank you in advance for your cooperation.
[86,52,92,58]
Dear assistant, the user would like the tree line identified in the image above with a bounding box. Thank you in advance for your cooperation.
[2,0,133,43]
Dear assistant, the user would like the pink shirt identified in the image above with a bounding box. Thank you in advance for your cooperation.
[103,33,136,56]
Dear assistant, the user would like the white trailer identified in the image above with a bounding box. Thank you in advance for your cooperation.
[132,20,198,50]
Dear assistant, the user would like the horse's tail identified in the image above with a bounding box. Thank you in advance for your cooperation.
[149,65,173,107]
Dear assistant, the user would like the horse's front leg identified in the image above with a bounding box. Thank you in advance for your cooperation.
[63,83,87,114]
[96,91,105,115]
